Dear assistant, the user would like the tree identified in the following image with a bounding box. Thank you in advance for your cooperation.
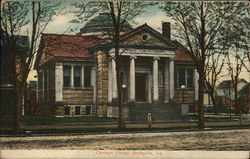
[1,1,59,132]
[205,52,225,114]
[161,2,243,128]
[221,2,249,114]
[72,1,157,129]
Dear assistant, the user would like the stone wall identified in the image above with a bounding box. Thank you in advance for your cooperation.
[63,89,94,105]
[174,89,195,103]
[96,50,109,116]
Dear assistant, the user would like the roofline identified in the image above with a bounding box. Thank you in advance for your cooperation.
[120,23,177,48]
[91,43,176,52]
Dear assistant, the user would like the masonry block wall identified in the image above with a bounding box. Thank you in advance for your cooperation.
[96,50,109,117]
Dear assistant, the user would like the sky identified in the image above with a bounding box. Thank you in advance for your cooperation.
[17,1,249,83]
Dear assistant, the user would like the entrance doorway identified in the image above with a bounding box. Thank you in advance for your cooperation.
[135,73,147,102]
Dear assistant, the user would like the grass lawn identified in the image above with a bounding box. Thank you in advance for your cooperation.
[188,113,250,121]
[22,115,118,126]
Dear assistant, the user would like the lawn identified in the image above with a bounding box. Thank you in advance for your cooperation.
[188,113,250,121]
[22,115,118,126]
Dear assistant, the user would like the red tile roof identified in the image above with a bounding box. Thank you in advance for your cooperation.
[42,34,103,58]
[172,40,194,62]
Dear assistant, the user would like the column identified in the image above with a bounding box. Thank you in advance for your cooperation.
[80,66,84,87]
[108,60,113,102]
[70,65,74,88]
[169,57,175,100]
[194,68,199,101]
[91,67,96,103]
[129,56,136,101]
[112,57,118,99]
[55,63,63,102]
[164,59,169,103]
[153,57,160,102]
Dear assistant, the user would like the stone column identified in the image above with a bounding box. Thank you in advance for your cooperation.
[112,57,118,99]
[169,57,175,100]
[80,66,84,87]
[91,67,96,103]
[70,65,74,88]
[108,60,113,103]
[55,63,63,102]
[153,57,160,102]
[129,56,136,102]
[164,59,169,103]
[194,68,199,101]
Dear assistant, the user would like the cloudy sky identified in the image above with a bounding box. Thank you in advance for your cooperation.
[21,1,249,82]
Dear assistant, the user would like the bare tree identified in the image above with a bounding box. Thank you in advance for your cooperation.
[161,2,244,128]
[1,1,59,132]
[205,52,225,114]
[72,1,157,129]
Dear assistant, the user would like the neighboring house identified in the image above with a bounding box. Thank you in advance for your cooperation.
[203,82,213,106]
[0,28,30,116]
[34,13,199,121]
[24,80,37,115]
[216,79,249,113]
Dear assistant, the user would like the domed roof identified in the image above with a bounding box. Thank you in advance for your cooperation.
[78,13,133,35]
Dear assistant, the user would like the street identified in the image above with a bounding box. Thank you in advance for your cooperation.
[0,129,249,150]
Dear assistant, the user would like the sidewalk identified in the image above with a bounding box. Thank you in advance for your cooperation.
[21,120,250,130]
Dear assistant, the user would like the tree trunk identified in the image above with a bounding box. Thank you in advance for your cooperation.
[234,76,239,114]
[13,83,22,133]
[210,95,218,115]
[197,70,205,129]
[114,30,125,129]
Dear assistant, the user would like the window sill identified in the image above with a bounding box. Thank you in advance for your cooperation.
[63,87,93,90]
[175,88,194,90]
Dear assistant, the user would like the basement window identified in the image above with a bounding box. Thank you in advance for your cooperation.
[64,106,70,115]
[85,106,91,115]
[75,106,81,115]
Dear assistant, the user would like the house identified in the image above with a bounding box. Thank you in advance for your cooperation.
[24,80,37,115]
[216,79,250,113]
[0,29,30,113]
[34,13,199,121]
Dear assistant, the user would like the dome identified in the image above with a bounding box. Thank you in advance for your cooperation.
[77,13,133,35]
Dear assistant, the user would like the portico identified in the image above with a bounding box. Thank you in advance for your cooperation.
[108,48,176,104]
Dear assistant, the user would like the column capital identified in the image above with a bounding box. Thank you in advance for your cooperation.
[55,63,63,66]
[153,56,160,60]
[108,56,115,61]
[130,56,137,59]
[169,57,174,61]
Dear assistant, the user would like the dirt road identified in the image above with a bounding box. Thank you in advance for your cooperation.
[1,129,249,150]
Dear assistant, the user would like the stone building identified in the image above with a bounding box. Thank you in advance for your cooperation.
[34,13,198,121]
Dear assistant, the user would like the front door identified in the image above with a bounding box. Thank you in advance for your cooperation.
[135,73,147,102]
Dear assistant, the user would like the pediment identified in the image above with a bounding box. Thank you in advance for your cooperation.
[120,24,176,49]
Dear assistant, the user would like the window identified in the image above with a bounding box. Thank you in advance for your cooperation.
[63,66,71,87]
[74,66,81,87]
[84,66,91,87]
[187,68,194,88]
[175,67,194,89]
[85,106,91,115]
[75,106,81,115]
[64,106,70,115]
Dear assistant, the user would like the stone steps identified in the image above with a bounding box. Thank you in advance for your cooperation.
[129,102,182,122]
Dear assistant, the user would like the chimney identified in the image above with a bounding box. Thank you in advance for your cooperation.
[162,22,171,40]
